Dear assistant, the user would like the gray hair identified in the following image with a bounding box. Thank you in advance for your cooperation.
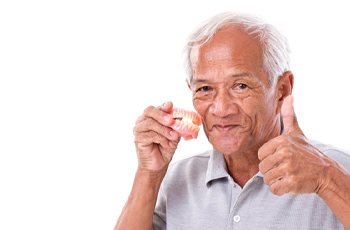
[184,12,291,85]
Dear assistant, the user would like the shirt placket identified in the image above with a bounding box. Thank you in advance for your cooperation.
[226,175,259,229]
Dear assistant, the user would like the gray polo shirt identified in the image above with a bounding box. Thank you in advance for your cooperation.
[153,140,350,230]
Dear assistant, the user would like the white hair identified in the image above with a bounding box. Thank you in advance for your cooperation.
[184,12,291,85]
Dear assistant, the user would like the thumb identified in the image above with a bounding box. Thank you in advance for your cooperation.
[281,95,301,134]
[160,101,173,113]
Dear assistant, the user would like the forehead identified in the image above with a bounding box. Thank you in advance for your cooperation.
[190,25,265,78]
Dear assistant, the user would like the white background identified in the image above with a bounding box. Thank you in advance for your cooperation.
[1,0,350,229]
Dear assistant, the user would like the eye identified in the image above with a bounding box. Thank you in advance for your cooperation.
[196,86,212,93]
[236,83,248,90]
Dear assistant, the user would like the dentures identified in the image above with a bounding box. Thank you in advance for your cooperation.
[170,108,202,140]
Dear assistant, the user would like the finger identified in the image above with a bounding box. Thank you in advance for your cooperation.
[135,130,176,149]
[269,177,292,196]
[139,105,175,127]
[158,101,173,113]
[258,136,283,161]
[281,95,301,134]
[258,150,285,174]
[259,142,294,173]
[134,117,179,141]
[263,163,283,185]
[263,161,293,194]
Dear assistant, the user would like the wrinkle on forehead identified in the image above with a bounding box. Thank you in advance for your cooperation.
[190,26,265,80]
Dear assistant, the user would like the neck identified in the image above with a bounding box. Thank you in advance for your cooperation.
[224,150,260,187]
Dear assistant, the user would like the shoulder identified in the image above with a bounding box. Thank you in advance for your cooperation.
[166,150,211,178]
[160,150,212,190]
[311,139,350,170]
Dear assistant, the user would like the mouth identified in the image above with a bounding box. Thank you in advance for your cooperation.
[211,124,240,132]
[171,108,202,140]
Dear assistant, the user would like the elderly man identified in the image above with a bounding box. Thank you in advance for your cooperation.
[115,12,350,229]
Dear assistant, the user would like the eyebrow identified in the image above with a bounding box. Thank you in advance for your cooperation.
[191,72,254,83]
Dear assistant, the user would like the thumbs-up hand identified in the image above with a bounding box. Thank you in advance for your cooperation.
[258,95,333,195]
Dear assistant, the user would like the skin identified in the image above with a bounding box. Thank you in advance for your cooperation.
[115,25,350,230]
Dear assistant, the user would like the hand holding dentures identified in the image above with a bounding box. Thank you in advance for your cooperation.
[133,102,202,172]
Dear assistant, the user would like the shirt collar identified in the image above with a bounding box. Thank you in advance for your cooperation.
[256,171,264,178]
[205,149,230,185]
[205,149,264,185]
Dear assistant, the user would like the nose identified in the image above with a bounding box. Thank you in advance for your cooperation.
[209,90,239,117]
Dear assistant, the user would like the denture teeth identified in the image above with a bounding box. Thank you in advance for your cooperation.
[171,108,201,140]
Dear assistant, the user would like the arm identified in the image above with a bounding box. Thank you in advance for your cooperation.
[317,162,350,229]
[258,96,350,229]
[114,169,166,230]
[114,102,180,230]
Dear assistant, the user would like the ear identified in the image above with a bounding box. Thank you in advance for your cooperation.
[276,71,294,113]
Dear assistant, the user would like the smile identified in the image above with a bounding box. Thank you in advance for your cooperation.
[211,124,240,132]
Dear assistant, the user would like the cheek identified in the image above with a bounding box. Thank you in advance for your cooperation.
[250,100,278,135]
[192,98,208,116]
[240,97,275,129]
[239,97,261,117]
[192,99,212,131]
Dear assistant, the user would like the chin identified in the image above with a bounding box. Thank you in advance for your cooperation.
[209,135,244,155]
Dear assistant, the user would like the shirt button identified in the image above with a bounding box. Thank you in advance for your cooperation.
[233,215,241,223]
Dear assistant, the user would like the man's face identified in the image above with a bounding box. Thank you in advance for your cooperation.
[190,26,280,156]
